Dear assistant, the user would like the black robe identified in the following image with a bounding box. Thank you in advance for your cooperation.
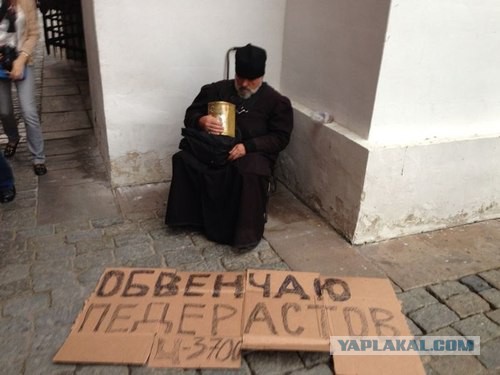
[165,79,293,248]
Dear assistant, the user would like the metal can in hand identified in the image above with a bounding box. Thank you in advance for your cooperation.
[208,101,236,137]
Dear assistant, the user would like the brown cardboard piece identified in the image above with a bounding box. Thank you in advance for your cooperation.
[53,268,171,365]
[54,267,425,374]
[242,269,329,351]
[54,268,245,369]
[326,277,426,375]
[148,271,245,368]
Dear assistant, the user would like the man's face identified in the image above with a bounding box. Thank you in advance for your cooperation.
[235,75,263,99]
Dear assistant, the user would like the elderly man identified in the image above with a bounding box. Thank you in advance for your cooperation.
[165,43,293,251]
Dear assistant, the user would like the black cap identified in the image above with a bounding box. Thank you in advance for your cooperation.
[235,43,266,79]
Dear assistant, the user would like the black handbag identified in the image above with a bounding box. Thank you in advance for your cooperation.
[179,128,240,167]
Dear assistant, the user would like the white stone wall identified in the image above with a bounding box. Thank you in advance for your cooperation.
[277,104,368,240]
[279,0,500,243]
[85,0,287,186]
[371,0,500,143]
[355,136,500,243]
[81,0,110,176]
[352,0,500,243]
[281,0,391,139]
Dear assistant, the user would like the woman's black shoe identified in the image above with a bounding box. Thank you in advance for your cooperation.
[4,140,20,158]
[0,186,16,203]
[33,163,47,176]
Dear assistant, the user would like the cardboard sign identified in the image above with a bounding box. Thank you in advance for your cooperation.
[54,268,245,368]
[243,270,329,351]
[54,268,425,374]
[324,277,425,374]
[148,271,245,368]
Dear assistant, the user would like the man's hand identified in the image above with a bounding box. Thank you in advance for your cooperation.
[228,143,246,161]
[199,115,224,135]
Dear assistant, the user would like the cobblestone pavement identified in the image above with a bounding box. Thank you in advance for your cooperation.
[397,271,500,374]
[0,168,333,374]
[1,47,500,375]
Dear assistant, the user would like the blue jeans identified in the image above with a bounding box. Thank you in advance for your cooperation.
[0,66,46,164]
[0,152,14,189]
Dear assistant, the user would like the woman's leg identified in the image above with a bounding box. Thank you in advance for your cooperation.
[0,79,20,145]
[15,66,46,165]
[0,153,14,188]
[0,153,15,203]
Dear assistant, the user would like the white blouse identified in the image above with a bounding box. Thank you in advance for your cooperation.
[0,2,25,48]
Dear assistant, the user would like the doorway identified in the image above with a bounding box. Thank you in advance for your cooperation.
[37,0,86,62]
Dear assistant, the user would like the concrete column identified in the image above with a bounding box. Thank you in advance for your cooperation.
[279,0,500,243]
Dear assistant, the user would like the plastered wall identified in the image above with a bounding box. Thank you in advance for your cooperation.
[371,0,500,143]
[279,0,500,243]
[84,0,287,186]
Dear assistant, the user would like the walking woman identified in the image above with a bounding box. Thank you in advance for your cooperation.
[0,0,46,175]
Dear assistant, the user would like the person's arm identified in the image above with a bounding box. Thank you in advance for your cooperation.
[184,84,211,129]
[17,0,40,57]
[242,95,294,154]
[10,0,40,80]
[228,96,293,161]
[184,83,224,134]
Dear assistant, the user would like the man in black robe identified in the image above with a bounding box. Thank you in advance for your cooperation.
[165,43,293,251]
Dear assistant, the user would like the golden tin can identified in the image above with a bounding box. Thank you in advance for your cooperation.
[208,101,236,137]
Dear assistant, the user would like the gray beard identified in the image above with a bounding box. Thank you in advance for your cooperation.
[235,81,262,99]
[237,90,253,99]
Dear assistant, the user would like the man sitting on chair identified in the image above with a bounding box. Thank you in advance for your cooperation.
[165,43,293,252]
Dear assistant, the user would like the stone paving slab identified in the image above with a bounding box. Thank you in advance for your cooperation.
[428,281,471,301]
[358,221,500,290]
[408,303,460,333]
[42,111,91,132]
[43,134,98,157]
[42,94,86,112]
[41,76,76,87]
[37,181,120,225]
[265,186,384,278]
[479,269,500,290]
[460,275,492,293]
[398,287,439,314]
[42,60,75,78]
[478,337,500,370]
[38,164,108,186]
[44,152,106,173]
[115,183,169,216]
[245,351,305,374]
[486,309,500,325]
[43,128,93,142]
[444,292,491,318]
[479,288,500,309]
[425,355,488,375]
[452,314,500,343]
[42,84,81,96]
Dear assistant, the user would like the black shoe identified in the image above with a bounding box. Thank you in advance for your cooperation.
[232,241,260,254]
[0,186,16,203]
[33,163,47,176]
[4,140,20,158]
